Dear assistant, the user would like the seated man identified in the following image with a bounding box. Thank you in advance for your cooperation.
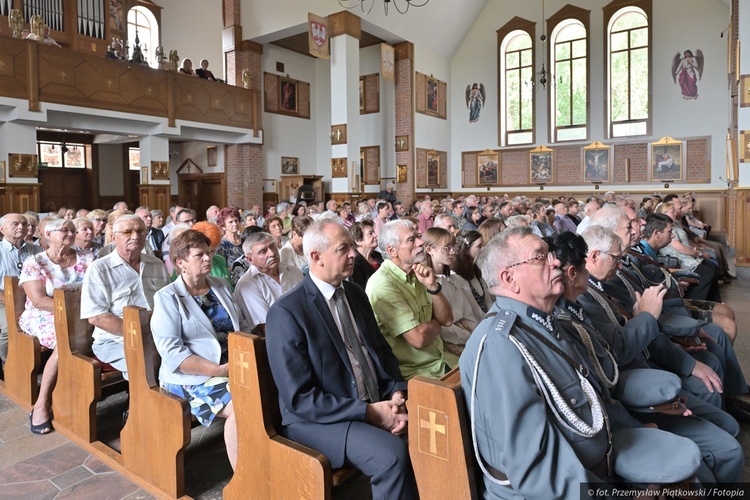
[234,232,302,335]
[266,220,416,499]
[81,215,170,378]
[366,220,454,379]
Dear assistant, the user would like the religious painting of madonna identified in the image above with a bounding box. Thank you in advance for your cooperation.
[650,141,683,182]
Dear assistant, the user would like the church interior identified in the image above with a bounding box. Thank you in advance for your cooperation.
[1,0,750,497]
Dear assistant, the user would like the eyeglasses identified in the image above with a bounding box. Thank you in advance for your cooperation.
[94,218,107,222]
[435,245,458,254]
[113,228,146,237]
[604,252,622,260]
[50,228,78,235]
[506,252,554,269]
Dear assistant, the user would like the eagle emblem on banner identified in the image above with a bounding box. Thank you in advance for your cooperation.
[308,13,329,59]
[311,21,327,47]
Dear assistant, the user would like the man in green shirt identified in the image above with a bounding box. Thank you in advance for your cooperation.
[366,220,454,379]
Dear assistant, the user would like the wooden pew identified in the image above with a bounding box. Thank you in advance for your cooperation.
[1,275,42,409]
[407,369,478,499]
[52,288,127,443]
[120,305,191,499]
[224,331,355,500]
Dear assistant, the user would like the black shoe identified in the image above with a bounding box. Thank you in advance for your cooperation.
[725,395,750,421]
[722,273,737,281]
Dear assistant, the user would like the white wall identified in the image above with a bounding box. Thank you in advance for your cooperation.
[159,0,224,80]
[168,141,225,195]
[449,0,730,192]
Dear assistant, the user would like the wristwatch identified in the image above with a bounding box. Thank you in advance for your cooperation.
[426,283,442,295]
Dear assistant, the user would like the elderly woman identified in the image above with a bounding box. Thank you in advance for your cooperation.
[349,220,382,289]
[241,210,258,228]
[280,215,311,275]
[423,227,484,358]
[72,217,102,258]
[21,218,95,434]
[88,209,108,246]
[263,215,288,250]
[190,221,231,285]
[216,207,243,267]
[151,209,164,229]
[452,229,493,313]
[24,213,39,244]
[151,230,249,470]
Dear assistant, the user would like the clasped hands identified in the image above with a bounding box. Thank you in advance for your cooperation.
[366,391,408,436]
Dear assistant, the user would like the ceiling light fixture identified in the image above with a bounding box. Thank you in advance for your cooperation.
[338,0,430,16]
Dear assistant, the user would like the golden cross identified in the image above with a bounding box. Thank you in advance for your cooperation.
[55,300,64,323]
[420,410,446,455]
[186,94,192,102]
[60,71,66,80]
[0,60,5,70]
[214,99,220,107]
[127,320,139,348]
[147,87,153,95]
[107,80,112,88]
[235,351,250,386]
[239,104,245,111]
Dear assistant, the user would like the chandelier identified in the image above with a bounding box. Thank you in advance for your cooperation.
[338,0,430,15]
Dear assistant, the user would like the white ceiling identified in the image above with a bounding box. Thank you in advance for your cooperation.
[243,0,489,60]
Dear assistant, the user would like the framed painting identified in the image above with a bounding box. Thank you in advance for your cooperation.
[281,156,299,175]
[529,146,554,183]
[207,146,217,167]
[426,77,439,115]
[278,78,298,113]
[426,150,440,187]
[359,77,365,113]
[150,161,169,181]
[477,150,499,185]
[583,142,611,183]
[8,153,38,178]
[0,161,5,184]
[397,164,407,183]
[331,157,347,178]
[649,137,683,181]
[141,166,148,185]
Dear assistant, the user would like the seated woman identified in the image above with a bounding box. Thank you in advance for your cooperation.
[461,206,480,232]
[452,229,493,313]
[186,221,231,286]
[477,218,505,244]
[57,206,76,220]
[423,227,484,358]
[280,215,311,275]
[24,213,39,245]
[151,209,164,230]
[349,220,382,289]
[87,209,108,246]
[21,218,95,434]
[263,215,288,250]
[241,210,258,229]
[151,230,250,470]
[216,207,243,268]
[72,217,102,258]
[179,58,199,77]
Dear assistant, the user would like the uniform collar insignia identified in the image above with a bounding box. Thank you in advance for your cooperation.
[588,276,604,292]
[526,306,554,333]
[630,244,644,254]
[562,299,585,322]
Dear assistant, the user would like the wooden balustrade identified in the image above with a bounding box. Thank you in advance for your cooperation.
[0,37,261,135]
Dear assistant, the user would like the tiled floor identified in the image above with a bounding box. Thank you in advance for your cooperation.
[1,269,749,498]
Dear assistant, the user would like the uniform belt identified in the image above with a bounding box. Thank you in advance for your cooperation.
[485,455,609,484]
[485,463,508,482]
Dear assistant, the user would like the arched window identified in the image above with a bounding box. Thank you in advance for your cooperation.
[551,20,587,142]
[607,6,649,137]
[127,6,159,68]
[500,30,534,146]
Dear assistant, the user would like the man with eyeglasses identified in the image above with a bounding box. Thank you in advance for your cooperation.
[460,226,613,497]
[136,205,164,260]
[0,213,42,362]
[81,214,169,378]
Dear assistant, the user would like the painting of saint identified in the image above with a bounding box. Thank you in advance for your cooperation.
[427,153,439,186]
[427,78,438,114]
[584,149,610,183]
[465,83,486,123]
[672,49,704,100]
[530,152,553,183]
[280,79,298,112]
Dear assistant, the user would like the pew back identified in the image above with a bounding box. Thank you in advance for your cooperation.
[224,331,333,500]
[407,369,478,499]
[2,275,41,409]
[121,305,191,499]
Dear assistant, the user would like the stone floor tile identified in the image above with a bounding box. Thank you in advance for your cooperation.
[51,465,94,490]
[83,454,113,474]
[0,432,68,470]
[0,479,59,500]
[0,406,30,430]
[55,472,139,500]
[0,394,17,413]
[0,442,87,484]
[121,489,157,500]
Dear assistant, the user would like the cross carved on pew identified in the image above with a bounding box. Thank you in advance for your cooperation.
[234,351,250,387]
[420,410,446,456]
[127,320,139,349]
[55,299,64,323]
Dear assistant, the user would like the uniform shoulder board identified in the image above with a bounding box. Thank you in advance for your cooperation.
[485,309,517,338]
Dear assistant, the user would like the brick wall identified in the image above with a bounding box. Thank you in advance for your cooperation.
[395,51,414,206]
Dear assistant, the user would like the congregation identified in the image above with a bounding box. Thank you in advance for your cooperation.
[0,188,748,499]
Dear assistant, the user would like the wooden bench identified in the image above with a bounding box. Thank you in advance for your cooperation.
[224,331,355,500]
[1,275,43,409]
[407,368,478,499]
[52,288,127,443]
[121,305,191,499]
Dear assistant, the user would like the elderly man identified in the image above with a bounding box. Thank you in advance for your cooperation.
[0,214,43,362]
[113,201,128,211]
[81,215,170,378]
[366,220,453,379]
[266,220,416,499]
[460,227,611,497]
[497,201,514,221]
[161,208,195,262]
[416,201,434,235]
[575,200,600,234]
[206,205,220,223]
[377,182,397,204]
[552,200,577,234]
[235,232,303,335]
[136,205,164,259]
[433,212,456,233]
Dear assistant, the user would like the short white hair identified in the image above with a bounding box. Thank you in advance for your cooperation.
[303,219,346,262]
[589,205,626,232]
[378,220,414,258]
[477,226,533,289]
[581,226,622,254]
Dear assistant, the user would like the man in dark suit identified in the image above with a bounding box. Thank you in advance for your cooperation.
[266,219,417,499]
[136,206,164,259]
